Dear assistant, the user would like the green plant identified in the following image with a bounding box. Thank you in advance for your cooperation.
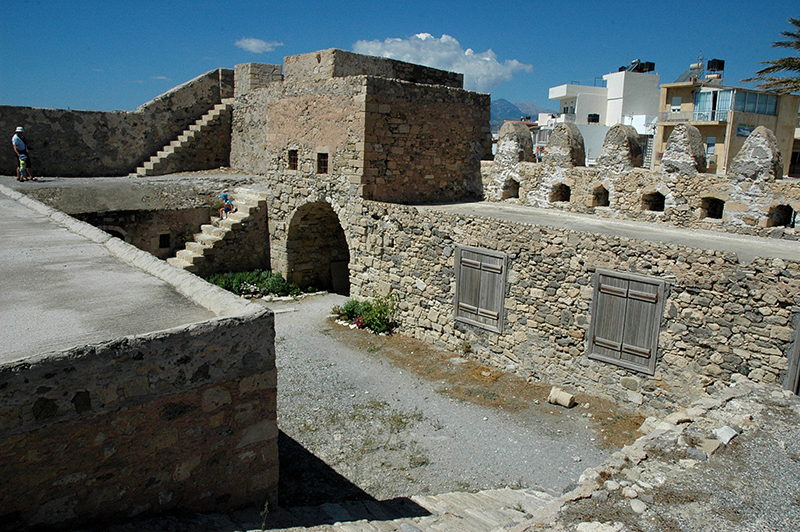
[205,269,303,297]
[334,292,398,334]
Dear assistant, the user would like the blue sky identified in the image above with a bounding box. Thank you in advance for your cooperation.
[1,0,796,111]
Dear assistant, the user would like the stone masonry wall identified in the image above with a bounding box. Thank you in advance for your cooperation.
[0,69,233,177]
[230,76,365,185]
[362,77,490,203]
[484,124,800,240]
[0,188,277,530]
[0,312,277,530]
[72,208,211,260]
[284,49,463,88]
[339,199,800,412]
[234,63,284,97]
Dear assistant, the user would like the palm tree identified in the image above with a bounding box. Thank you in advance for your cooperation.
[743,16,800,94]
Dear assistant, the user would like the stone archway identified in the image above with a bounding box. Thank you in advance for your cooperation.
[286,202,350,295]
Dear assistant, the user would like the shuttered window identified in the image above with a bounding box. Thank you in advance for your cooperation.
[586,269,666,375]
[454,246,506,333]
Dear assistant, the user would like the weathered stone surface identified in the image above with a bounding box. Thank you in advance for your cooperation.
[544,122,586,167]
[0,68,233,176]
[661,123,707,175]
[728,126,784,182]
[485,122,535,201]
[596,124,643,172]
[0,285,278,530]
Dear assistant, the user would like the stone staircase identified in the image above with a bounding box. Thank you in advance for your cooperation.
[166,187,268,275]
[129,98,234,177]
[257,487,554,532]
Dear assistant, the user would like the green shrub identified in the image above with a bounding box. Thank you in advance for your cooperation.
[334,292,398,334]
[206,269,302,297]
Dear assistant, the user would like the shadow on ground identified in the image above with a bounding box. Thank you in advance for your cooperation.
[266,431,430,529]
[94,431,429,532]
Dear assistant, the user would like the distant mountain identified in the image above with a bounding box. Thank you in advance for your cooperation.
[490,99,556,133]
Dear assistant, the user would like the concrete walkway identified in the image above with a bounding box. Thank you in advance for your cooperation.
[0,185,215,364]
[416,201,800,263]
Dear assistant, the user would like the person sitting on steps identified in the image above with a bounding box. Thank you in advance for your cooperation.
[219,192,236,219]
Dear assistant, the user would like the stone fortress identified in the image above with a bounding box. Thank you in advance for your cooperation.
[2,48,800,529]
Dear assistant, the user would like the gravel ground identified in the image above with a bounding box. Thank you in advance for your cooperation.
[267,293,618,505]
[549,379,800,532]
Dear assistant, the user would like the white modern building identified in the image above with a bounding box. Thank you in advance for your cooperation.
[540,61,661,165]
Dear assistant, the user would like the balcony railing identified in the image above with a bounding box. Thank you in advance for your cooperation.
[659,110,730,123]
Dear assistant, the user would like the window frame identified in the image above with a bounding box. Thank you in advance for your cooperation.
[288,149,298,171]
[316,152,329,174]
[454,246,507,334]
[585,268,667,375]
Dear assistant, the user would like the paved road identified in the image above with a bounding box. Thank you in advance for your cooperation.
[266,293,610,503]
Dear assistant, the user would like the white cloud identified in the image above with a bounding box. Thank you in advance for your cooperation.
[353,33,532,93]
[235,38,283,54]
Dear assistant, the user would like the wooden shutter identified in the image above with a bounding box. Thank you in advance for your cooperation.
[455,247,506,333]
[587,270,665,375]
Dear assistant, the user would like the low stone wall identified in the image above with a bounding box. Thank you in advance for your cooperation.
[0,314,277,530]
[0,189,277,530]
[342,200,800,412]
[0,69,233,177]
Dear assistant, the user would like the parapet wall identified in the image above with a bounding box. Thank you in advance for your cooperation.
[486,122,800,239]
[0,313,277,529]
[283,49,463,88]
[0,189,277,530]
[0,69,233,177]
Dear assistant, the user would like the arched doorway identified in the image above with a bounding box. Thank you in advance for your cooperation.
[286,202,350,295]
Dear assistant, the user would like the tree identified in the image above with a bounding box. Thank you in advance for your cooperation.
[743,16,800,94]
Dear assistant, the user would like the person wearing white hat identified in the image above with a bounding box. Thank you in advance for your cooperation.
[11,126,35,181]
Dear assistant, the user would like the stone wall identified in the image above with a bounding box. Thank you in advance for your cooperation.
[0,69,233,177]
[341,199,800,412]
[0,313,277,530]
[485,122,800,239]
[361,77,490,203]
[284,49,464,88]
[72,208,211,260]
[231,49,490,205]
[234,63,283,97]
[0,189,278,530]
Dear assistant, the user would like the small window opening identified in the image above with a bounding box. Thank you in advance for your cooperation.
[767,205,795,228]
[501,179,520,199]
[159,233,171,249]
[701,197,725,219]
[642,192,665,212]
[550,183,571,203]
[587,113,600,124]
[288,149,298,171]
[317,153,329,174]
[592,186,610,207]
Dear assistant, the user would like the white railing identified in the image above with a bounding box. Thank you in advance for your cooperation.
[659,110,730,122]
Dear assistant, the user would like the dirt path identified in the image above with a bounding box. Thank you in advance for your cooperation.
[268,293,643,507]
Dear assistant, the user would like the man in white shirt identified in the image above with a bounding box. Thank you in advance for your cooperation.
[12,126,34,181]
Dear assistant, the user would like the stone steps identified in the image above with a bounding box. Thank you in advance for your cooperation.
[166,187,268,275]
[129,98,234,177]
[259,487,554,532]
